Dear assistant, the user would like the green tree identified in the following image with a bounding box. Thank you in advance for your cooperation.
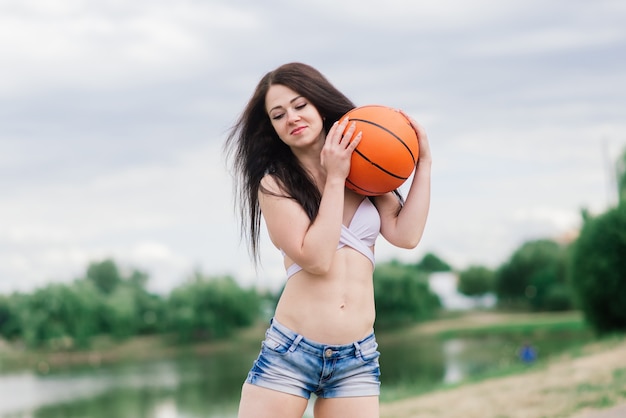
[100,284,139,339]
[66,280,102,346]
[84,261,165,338]
[570,204,626,334]
[15,282,101,349]
[166,274,261,342]
[458,265,495,297]
[616,147,626,204]
[120,268,166,335]
[495,239,571,310]
[0,294,21,340]
[3,259,167,348]
[86,259,122,294]
[415,252,452,272]
[374,261,440,329]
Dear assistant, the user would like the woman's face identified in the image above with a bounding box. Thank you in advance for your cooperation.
[265,84,324,148]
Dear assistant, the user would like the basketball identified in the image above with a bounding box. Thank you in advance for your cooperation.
[343,105,419,196]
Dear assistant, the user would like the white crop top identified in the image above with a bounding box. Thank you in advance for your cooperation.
[283,198,381,278]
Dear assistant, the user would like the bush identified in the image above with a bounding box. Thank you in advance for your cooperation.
[570,205,626,334]
[495,239,571,310]
[374,261,440,329]
[415,252,452,272]
[0,294,21,340]
[13,282,101,349]
[542,283,574,312]
[166,275,261,342]
[458,266,495,297]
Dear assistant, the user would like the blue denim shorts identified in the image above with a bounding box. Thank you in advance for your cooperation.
[245,318,381,399]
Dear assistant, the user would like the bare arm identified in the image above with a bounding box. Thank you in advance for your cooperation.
[376,113,432,248]
[260,118,362,274]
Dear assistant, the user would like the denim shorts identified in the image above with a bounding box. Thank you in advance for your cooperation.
[245,318,381,399]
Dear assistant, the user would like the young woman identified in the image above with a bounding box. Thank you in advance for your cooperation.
[225,62,431,418]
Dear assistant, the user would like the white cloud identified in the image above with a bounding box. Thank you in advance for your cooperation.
[0,140,245,294]
[511,207,580,231]
[468,26,625,56]
[0,0,260,95]
[311,0,523,30]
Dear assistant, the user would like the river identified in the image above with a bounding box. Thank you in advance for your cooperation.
[0,327,592,417]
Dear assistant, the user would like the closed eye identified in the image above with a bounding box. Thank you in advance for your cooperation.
[270,101,307,121]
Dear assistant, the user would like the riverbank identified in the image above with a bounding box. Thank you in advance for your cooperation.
[2,311,624,418]
[0,311,583,373]
[0,322,265,373]
[380,331,626,418]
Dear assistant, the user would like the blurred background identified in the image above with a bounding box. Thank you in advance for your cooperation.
[1,0,625,417]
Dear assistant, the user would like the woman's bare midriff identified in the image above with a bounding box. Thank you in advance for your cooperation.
[274,247,376,345]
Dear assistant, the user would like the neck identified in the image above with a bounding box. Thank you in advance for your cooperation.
[290,133,326,188]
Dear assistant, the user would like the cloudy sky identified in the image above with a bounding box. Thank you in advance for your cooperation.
[2,0,625,294]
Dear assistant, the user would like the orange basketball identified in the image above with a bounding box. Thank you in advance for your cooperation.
[343,105,419,196]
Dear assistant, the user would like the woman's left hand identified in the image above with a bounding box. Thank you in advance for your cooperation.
[400,110,432,167]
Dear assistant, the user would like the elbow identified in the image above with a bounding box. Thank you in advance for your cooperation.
[394,233,424,250]
[385,218,427,250]
[400,240,420,250]
[305,259,333,276]
[287,246,335,276]
[307,266,331,276]
[297,255,334,276]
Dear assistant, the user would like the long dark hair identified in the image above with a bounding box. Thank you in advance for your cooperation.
[224,63,356,264]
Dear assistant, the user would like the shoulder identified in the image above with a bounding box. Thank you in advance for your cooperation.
[260,173,282,195]
[372,192,402,215]
[259,173,293,202]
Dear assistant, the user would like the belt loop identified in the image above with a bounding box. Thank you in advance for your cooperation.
[289,335,303,352]
[353,340,362,356]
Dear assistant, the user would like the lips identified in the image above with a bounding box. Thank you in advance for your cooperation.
[290,126,306,135]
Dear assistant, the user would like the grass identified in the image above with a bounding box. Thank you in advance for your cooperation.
[438,316,587,338]
[379,332,626,418]
[572,367,626,411]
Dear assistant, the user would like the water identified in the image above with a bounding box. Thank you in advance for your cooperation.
[0,344,259,418]
[0,329,592,417]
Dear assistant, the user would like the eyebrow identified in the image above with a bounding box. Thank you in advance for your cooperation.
[268,96,304,113]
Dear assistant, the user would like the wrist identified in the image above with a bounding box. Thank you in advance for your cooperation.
[325,175,347,188]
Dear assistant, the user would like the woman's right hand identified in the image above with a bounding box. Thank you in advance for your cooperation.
[320,117,362,181]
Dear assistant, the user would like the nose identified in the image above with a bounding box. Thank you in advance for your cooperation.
[286,109,300,124]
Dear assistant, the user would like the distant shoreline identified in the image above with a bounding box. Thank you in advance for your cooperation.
[0,310,588,374]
